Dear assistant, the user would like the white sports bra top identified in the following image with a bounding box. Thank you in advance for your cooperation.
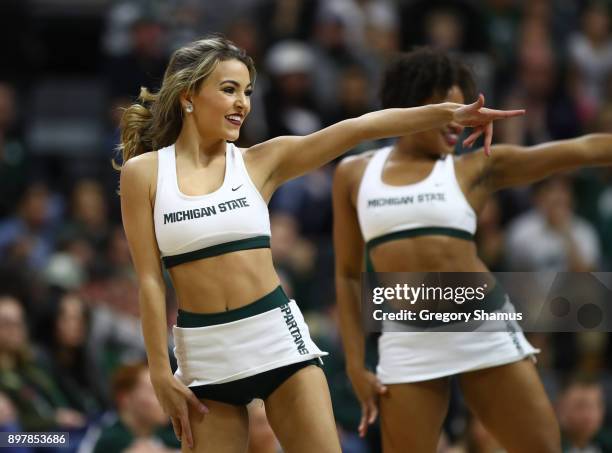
[153,143,271,268]
[356,146,477,246]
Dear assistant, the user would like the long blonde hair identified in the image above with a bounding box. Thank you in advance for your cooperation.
[115,36,256,168]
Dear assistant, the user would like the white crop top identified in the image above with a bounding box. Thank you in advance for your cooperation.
[153,143,271,268]
[356,146,477,245]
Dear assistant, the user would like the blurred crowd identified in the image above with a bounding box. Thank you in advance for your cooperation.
[0,0,611,451]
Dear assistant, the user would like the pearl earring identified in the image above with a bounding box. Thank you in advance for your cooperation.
[185,103,193,113]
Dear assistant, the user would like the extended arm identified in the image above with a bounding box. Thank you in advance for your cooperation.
[479,133,612,191]
[250,95,523,193]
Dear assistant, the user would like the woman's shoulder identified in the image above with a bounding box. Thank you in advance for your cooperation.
[335,150,377,184]
[123,150,159,168]
[121,151,158,179]
[119,151,160,198]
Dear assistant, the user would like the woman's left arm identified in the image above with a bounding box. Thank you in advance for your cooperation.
[477,133,612,191]
[248,95,523,191]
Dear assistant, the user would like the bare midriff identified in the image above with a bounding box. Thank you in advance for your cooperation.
[168,248,281,313]
[369,235,489,273]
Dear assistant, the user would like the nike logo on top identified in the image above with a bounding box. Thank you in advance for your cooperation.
[232,184,243,191]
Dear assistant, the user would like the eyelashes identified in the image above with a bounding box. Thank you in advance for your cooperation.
[222,87,253,97]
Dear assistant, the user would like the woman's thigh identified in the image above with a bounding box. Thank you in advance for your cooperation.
[458,359,560,453]
[264,364,341,453]
[186,398,249,453]
[379,378,451,453]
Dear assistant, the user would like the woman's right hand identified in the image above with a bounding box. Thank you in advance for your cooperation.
[452,94,525,156]
[347,367,387,438]
[151,373,209,449]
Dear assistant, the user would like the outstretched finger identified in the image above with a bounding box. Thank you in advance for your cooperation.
[483,108,525,119]
[358,404,370,438]
[484,122,493,156]
[367,399,379,425]
[180,413,194,450]
[462,127,483,148]
[171,416,181,441]
[463,93,485,114]
[498,108,525,118]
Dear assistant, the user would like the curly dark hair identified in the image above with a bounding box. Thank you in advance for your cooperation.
[380,48,476,109]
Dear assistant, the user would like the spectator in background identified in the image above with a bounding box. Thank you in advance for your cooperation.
[225,18,262,65]
[558,376,612,452]
[324,0,400,98]
[102,226,135,279]
[270,162,334,240]
[0,183,58,272]
[92,362,179,453]
[0,295,86,432]
[499,18,582,146]
[322,66,381,156]
[422,6,494,101]
[255,0,320,51]
[361,0,399,59]
[399,0,489,55]
[78,230,145,376]
[568,1,612,128]
[310,9,370,113]
[55,179,111,279]
[36,289,106,416]
[82,272,146,376]
[505,176,601,272]
[503,157,606,382]
[106,16,168,105]
[263,41,322,138]
[424,7,464,52]
[322,64,374,125]
[482,0,522,91]
[321,0,396,50]
[492,17,571,223]
[42,236,90,293]
[164,1,206,53]
[44,179,110,290]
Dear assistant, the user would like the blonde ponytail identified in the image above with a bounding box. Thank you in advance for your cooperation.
[113,87,156,170]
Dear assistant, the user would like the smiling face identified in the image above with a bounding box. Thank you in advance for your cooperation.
[186,59,252,142]
[412,85,465,157]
